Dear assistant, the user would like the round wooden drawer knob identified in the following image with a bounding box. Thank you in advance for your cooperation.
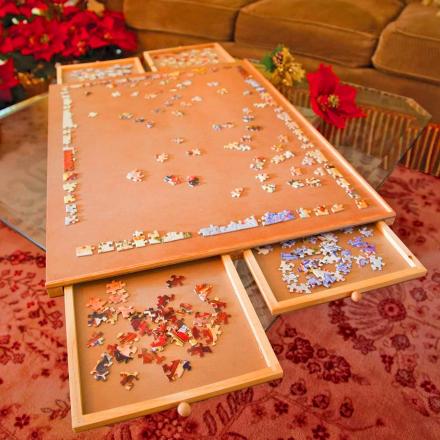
[351,291,363,302]
[177,401,192,417]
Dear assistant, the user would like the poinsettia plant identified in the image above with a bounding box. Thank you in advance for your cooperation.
[306,64,365,129]
[260,45,365,129]
[0,0,137,107]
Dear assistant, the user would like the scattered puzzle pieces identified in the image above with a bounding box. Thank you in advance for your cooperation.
[138,348,165,364]
[106,280,126,294]
[126,169,144,182]
[162,360,191,382]
[120,371,139,390]
[194,283,212,302]
[87,331,105,348]
[156,153,169,163]
[257,225,385,295]
[107,343,137,363]
[86,297,107,311]
[84,274,231,389]
[117,332,139,345]
[166,275,185,288]
[118,305,134,318]
[231,187,244,198]
[187,344,212,357]
[90,352,112,381]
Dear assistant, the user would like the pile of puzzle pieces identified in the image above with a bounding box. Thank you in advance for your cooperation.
[255,225,385,294]
[87,276,230,389]
[153,47,222,69]
[69,63,135,82]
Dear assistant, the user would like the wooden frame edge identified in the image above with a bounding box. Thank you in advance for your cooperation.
[142,51,158,72]
[56,64,62,85]
[64,285,85,430]
[132,57,145,73]
[66,255,282,432]
[242,249,279,314]
[243,221,427,315]
[212,42,235,63]
[48,285,64,298]
[222,254,282,372]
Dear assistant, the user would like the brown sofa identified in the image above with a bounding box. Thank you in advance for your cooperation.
[105,0,440,121]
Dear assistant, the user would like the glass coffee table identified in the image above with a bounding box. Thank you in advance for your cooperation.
[0,83,431,328]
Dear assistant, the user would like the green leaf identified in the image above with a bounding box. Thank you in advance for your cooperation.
[259,44,286,72]
[260,53,275,72]
[10,53,37,72]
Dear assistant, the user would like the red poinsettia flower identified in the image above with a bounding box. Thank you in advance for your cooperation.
[61,10,99,57]
[307,64,365,129]
[88,11,137,52]
[17,0,49,18]
[62,25,91,58]
[7,16,67,61]
[0,58,19,102]
[0,22,13,54]
[0,0,19,18]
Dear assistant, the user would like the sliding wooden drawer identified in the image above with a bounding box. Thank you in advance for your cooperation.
[56,57,144,84]
[143,42,235,72]
[65,255,281,432]
[243,222,426,315]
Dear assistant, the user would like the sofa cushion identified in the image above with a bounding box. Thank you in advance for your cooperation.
[235,0,403,67]
[124,0,255,41]
[373,3,440,84]
[136,30,219,52]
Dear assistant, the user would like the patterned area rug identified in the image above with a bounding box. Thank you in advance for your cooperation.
[0,165,439,440]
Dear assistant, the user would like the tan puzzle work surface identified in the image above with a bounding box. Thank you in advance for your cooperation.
[46,61,394,288]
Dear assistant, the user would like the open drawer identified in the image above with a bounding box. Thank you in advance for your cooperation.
[143,42,235,72]
[243,221,426,315]
[65,255,282,432]
[56,57,144,84]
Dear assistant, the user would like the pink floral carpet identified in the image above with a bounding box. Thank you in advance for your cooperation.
[0,165,439,440]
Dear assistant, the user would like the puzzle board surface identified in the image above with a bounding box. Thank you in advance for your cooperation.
[46,60,394,288]
[69,257,272,418]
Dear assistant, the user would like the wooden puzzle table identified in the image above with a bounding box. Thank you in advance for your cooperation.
[46,60,395,293]
[42,54,427,430]
[0,51,430,430]
[1,59,429,258]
